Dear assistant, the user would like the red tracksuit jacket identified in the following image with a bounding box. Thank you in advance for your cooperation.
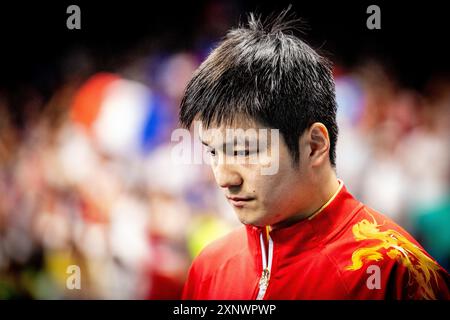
[182,182,450,299]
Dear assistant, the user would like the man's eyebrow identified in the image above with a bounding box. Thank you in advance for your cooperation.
[200,140,228,150]
[200,137,259,150]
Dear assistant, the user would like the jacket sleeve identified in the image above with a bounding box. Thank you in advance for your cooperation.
[392,260,450,300]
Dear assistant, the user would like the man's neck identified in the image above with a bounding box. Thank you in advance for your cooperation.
[271,171,340,230]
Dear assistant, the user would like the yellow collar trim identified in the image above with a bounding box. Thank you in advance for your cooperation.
[266,225,271,238]
[307,179,344,221]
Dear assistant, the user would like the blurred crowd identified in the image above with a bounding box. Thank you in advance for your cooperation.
[335,62,450,271]
[1,5,449,300]
[0,48,239,299]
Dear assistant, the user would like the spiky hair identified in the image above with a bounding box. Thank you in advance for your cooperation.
[179,7,338,166]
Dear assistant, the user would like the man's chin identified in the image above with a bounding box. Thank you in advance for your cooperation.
[236,213,267,228]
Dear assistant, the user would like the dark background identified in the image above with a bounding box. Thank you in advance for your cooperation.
[0,0,448,92]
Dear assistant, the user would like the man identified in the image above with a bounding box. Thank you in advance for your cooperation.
[178,10,450,299]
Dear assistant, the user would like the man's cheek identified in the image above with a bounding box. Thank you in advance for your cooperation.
[252,152,280,176]
[261,130,281,176]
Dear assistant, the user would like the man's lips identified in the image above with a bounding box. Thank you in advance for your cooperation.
[226,196,255,207]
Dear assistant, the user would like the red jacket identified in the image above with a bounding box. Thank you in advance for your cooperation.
[182,182,450,299]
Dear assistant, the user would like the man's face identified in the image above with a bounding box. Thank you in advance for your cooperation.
[199,118,315,227]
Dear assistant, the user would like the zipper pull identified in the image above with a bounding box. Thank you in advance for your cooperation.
[256,268,270,300]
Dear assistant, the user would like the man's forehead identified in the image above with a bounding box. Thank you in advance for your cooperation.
[200,116,262,129]
[198,119,266,144]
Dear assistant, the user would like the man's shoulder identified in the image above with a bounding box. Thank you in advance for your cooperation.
[328,204,427,267]
[324,203,449,299]
[347,205,423,249]
[323,202,433,275]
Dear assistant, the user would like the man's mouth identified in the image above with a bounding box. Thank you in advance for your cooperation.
[226,196,255,208]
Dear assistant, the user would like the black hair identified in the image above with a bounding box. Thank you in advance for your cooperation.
[179,8,338,166]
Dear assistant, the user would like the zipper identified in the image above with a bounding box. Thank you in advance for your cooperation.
[256,228,273,300]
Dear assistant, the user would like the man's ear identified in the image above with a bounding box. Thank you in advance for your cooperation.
[305,122,330,167]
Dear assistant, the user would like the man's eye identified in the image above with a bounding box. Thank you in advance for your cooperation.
[234,150,250,157]
[207,149,216,156]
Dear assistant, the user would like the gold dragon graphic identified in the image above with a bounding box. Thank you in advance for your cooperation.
[346,209,442,299]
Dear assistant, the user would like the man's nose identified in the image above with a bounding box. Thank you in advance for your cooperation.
[214,164,243,189]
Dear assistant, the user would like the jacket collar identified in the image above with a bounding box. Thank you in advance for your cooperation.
[245,180,363,266]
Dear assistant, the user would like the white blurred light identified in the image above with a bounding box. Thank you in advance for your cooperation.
[94,79,151,157]
[57,124,98,186]
[145,144,204,196]
[109,194,152,268]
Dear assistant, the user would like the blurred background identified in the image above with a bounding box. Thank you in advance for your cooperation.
[0,0,449,299]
